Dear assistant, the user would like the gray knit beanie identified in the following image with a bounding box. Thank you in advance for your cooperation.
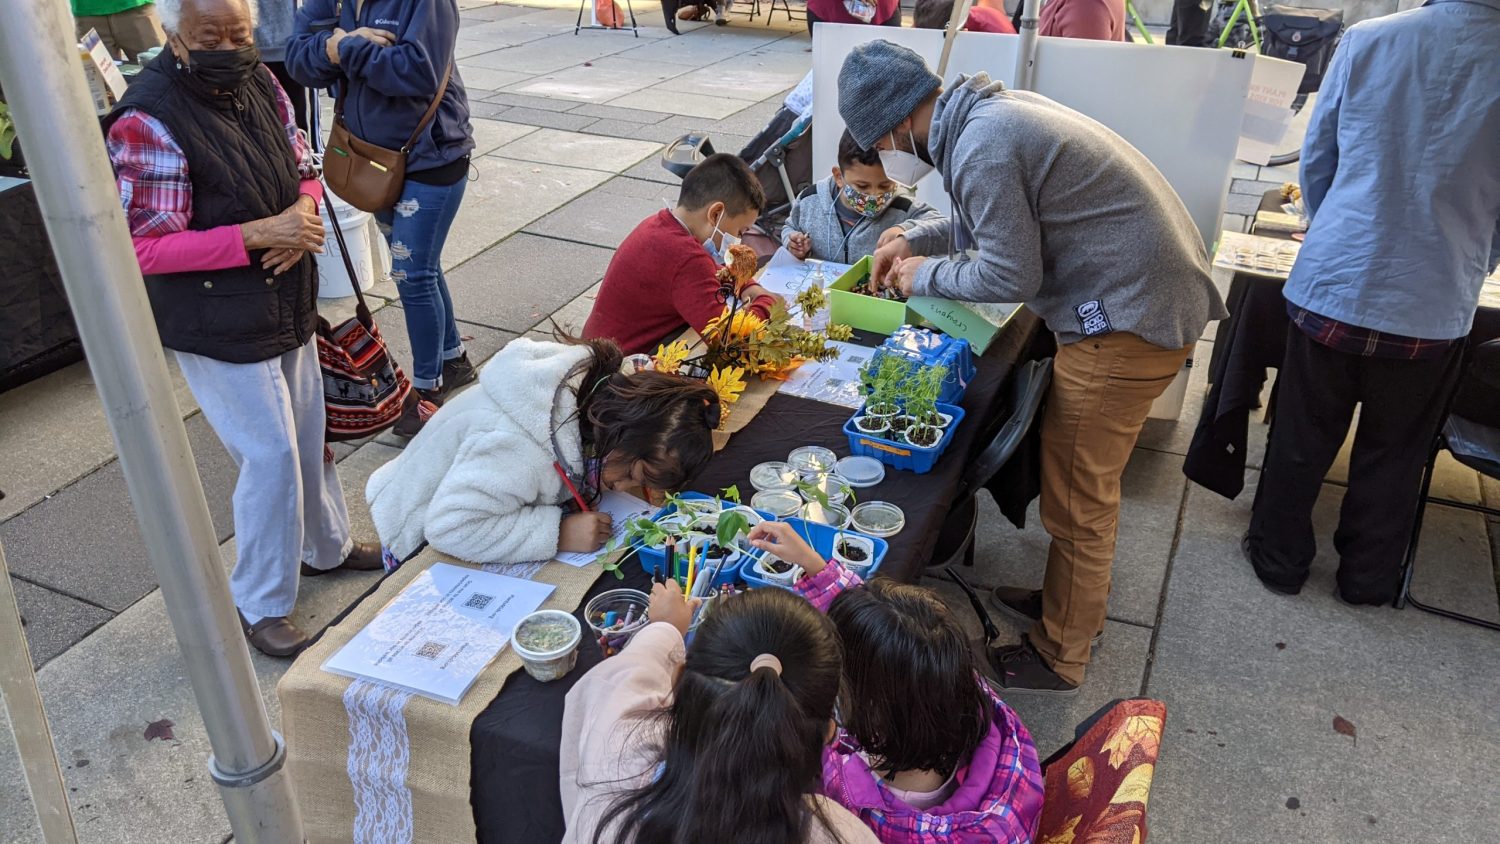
[837,40,943,150]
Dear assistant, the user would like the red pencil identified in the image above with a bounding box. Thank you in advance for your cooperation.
[553,462,590,512]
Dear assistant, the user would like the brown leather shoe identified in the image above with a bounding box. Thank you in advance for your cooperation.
[302,541,385,577]
[239,612,309,658]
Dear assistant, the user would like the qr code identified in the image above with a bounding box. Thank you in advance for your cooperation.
[463,593,494,611]
[414,641,446,660]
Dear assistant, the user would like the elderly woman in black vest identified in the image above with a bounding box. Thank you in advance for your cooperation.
[104,0,382,658]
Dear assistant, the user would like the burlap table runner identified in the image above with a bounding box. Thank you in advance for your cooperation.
[278,549,602,843]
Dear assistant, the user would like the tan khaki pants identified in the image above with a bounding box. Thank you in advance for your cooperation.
[1030,332,1189,685]
[75,3,165,63]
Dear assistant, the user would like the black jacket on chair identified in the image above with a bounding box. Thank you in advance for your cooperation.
[103,52,317,364]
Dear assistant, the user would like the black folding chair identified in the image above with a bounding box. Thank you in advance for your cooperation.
[925,358,1054,644]
[1395,413,1500,632]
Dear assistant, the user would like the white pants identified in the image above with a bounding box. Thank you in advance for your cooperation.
[177,337,352,617]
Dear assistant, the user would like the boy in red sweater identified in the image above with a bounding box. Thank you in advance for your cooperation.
[583,154,781,355]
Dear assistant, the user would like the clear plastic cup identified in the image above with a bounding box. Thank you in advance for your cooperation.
[511,610,582,682]
[584,589,651,658]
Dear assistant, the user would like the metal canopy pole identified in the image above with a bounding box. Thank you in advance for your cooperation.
[0,537,78,843]
[0,3,304,842]
[1014,0,1043,90]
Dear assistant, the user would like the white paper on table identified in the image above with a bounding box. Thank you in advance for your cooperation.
[758,249,854,317]
[553,490,657,567]
[777,340,873,409]
[1236,55,1307,166]
[322,563,555,705]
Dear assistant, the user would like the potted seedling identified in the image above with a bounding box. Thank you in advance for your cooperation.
[901,363,946,448]
[751,551,801,585]
[854,354,912,434]
[832,533,875,578]
[714,485,761,551]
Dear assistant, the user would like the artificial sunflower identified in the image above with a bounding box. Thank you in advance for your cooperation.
[652,340,692,375]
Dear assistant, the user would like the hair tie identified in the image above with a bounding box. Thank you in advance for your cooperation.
[749,653,783,677]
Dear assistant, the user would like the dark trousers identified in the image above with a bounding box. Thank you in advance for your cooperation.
[1247,328,1464,601]
[1166,0,1211,46]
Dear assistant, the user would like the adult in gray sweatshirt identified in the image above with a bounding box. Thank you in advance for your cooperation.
[838,39,1225,696]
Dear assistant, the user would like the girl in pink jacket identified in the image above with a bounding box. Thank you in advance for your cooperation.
[749,522,1045,843]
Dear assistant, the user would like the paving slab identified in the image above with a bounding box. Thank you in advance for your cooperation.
[510,56,687,104]
[1148,476,1500,842]
[456,64,533,92]
[532,280,604,336]
[480,90,585,112]
[966,449,1188,628]
[0,357,199,523]
[490,127,662,173]
[468,117,541,157]
[1,413,238,613]
[486,105,601,132]
[461,2,543,22]
[706,94,788,136]
[444,232,615,333]
[674,55,810,100]
[613,24,796,66]
[568,102,674,123]
[11,578,114,669]
[622,153,680,184]
[609,88,755,119]
[453,16,574,50]
[443,154,611,269]
[464,32,638,74]
[522,181,668,248]
[370,306,518,384]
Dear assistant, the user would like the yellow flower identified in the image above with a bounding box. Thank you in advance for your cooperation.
[703,308,767,345]
[652,340,691,375]
[707,365,747,408]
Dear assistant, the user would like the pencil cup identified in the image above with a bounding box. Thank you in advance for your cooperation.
[585,589,652,658]
[512,610,582,683]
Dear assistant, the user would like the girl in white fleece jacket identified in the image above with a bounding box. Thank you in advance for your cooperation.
[366,337,718,565]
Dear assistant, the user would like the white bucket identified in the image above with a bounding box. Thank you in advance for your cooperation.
[316,194,374,298]
[1148,348,1194,421]
[366,214,392,286]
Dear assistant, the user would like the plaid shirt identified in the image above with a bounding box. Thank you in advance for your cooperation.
[1288,301,1458,360]
[106,72,314,238]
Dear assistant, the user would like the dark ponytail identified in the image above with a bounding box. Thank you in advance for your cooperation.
[596,589,847,844]
[557,332,720,491]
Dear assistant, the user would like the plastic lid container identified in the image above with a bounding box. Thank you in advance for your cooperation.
[850,501,905,537]
[584,589,651,659]
[750,460,799,491]
[787,445,838,477]
[752,489,802,518]
[511,610,582,682]
[835,455,885,488]
[800,501,852,529]
[798,472,850,506]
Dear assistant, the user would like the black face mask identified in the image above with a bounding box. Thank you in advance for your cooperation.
[181,44,261,92]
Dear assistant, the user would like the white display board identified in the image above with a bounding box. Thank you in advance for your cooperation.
[811,25,1258,249]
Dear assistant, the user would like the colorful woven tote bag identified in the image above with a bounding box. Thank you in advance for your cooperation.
[317,202,415,441]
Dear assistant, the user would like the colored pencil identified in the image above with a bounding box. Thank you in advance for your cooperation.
[685,543,697,598]
[552,462,590,512]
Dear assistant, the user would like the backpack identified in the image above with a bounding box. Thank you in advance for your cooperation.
[1259,5,1345,94]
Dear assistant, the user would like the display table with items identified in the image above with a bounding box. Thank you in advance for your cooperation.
[279,250,1046,841]
[0,176,82,392]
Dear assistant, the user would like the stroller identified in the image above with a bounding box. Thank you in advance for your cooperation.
[660,73,815,263]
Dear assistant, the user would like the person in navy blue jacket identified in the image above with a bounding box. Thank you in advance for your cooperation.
[286,0,476,436]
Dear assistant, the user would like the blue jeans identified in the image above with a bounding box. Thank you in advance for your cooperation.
[377,177,467,390]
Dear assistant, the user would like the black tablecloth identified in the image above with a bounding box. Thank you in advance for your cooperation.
[1185,192,1500,498]
[469,309,1043,843]
[0,178,82,393]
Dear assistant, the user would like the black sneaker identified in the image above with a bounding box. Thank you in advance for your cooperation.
[393,389,442,438]
[441,352,477,398]
[989,586,1103,648]
[989,637,1080,697]
[1242,534,1301,596]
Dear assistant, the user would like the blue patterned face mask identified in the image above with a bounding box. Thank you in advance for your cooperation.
[839,181,896,219]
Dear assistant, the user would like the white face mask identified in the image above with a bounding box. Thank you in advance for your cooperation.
[703,210,741,261]
[878,128,934,191]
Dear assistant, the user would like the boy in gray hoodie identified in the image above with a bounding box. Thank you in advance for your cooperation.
[837,40,1225,697]
[782,129,945,265]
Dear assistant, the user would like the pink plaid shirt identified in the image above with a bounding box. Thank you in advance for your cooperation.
[106,69,322,274]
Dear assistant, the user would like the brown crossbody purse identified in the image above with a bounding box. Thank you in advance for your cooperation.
[323,61,452,212]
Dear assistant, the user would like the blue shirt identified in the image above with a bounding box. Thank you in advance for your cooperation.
[1286,0,1500,341]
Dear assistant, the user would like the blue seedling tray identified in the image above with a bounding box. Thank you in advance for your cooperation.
[875,330,976,405]
[844,401,966,474]
[739,518,889,590]
[633,492,768,588]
